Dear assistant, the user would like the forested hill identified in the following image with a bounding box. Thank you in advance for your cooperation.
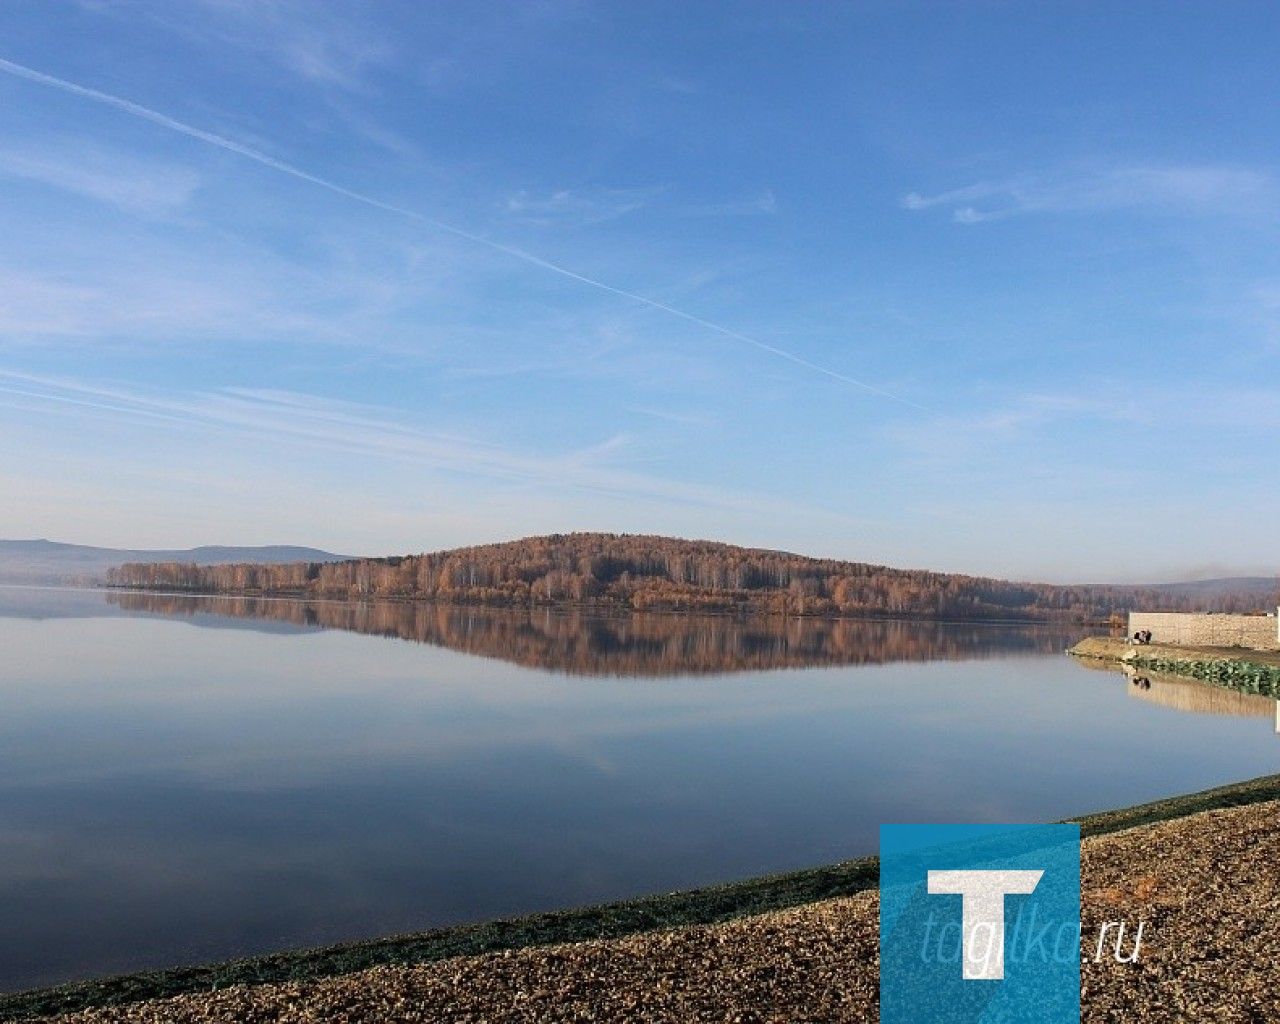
[104,533,1277,622]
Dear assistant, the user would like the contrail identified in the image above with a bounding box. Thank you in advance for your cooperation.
[0,56,927,410]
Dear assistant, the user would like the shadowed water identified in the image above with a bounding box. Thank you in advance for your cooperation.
[0,587,1276,991]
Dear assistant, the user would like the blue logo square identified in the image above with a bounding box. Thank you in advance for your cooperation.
[880,823,1081,1024]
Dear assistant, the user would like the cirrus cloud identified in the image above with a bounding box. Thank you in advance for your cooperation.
[903,164,1273,224]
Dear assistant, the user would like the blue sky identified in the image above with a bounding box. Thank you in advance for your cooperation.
[0,1,1276,582]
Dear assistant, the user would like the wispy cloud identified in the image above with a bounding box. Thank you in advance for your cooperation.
[886,383,1280,464]
[684,190,778,217]
[504,186,662,227]
[629,405,715,427]
[903,164,1273,224]
[0,140,200,215]
[79,0,392,93]
[0,56,925,409]
[0,370,851,522]
[511,187,779,223]
[0,248,443,346]
[883,392,1141,459]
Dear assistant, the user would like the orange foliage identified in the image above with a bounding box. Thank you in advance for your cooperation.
[105,532,1274,621]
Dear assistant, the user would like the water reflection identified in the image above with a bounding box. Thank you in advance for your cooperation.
[0,588,1276,993]
[1123,665,1280,721]
[103,591,1085,676]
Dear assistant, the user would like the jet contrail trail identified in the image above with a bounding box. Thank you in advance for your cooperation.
[0,56,927,410]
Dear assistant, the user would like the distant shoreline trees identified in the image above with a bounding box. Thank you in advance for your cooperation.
[104,532,1275,622]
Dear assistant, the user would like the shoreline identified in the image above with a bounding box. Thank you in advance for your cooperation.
[1070,636,1280,695]
[5,581,1105,627]
[101,582,1098,625]
[6,772,1280,1021]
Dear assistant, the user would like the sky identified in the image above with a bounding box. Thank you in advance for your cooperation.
[0,1,1277,583]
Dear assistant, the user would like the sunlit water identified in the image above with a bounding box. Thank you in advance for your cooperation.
[1,587,1276,991]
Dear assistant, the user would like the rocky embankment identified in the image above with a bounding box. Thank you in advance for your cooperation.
[1070,637,1280,696]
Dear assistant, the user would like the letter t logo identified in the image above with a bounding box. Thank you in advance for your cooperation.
[927,869,1043,980]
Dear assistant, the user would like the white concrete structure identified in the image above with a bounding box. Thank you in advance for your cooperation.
[1127,610,1280,651]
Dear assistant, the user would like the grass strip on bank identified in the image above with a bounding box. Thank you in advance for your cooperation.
[1126,654,1280,696]
[4,773,1280,1022]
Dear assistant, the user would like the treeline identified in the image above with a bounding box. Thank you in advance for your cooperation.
[105,532,1277,621]
[107,592,1083,676]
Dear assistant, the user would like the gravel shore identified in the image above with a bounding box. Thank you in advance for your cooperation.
[27,797,1280,1023]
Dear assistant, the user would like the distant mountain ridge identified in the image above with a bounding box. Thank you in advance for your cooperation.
[0,539,350,585]
[102,532,1277,621]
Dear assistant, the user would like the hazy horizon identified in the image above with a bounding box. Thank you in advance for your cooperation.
[1,3,1277,581]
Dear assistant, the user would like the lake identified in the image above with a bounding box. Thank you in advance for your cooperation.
[1,586,1277,992]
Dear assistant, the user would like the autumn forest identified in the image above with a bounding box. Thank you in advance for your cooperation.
[104,533,1276,622]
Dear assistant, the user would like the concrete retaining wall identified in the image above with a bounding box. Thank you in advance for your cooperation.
[1128,611,1280,651]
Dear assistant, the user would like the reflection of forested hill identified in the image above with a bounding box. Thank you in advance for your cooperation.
[106,592,1083,677]
[106,533,1278,621]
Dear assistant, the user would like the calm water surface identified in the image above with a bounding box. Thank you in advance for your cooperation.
[1,587,1277,991]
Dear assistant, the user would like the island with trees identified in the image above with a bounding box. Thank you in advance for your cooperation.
[104,533,1276,623]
